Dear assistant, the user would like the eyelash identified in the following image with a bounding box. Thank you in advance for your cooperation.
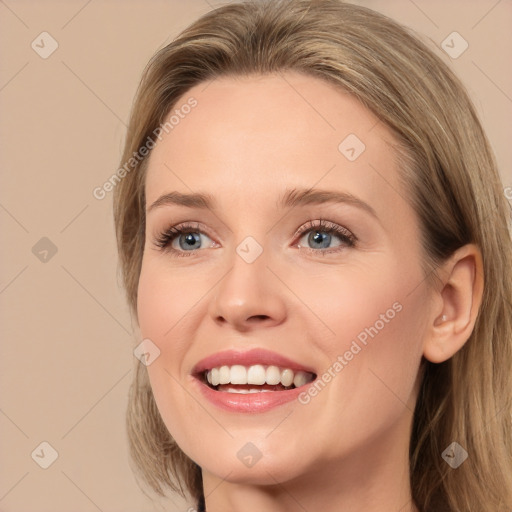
[152,219,357,257]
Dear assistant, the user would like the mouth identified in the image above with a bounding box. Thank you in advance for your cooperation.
[191,348,318,410]
[199,364,317,393]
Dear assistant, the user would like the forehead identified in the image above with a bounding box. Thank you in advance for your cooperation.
[144,72,405,216]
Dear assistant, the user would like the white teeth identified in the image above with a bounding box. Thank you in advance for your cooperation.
[266,365,281,385]
[247,364,266,385]
[280,369,294,387]
[219,365,230,384]
[230,365,247,384]
[205,364,314,389]
[293,371,308,388]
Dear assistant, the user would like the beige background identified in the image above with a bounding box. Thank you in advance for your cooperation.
[0,0,510,511]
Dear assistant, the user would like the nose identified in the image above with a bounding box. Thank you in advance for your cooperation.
[208,247,287,332]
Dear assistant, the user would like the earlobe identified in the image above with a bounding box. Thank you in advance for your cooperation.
[423,244,484,364]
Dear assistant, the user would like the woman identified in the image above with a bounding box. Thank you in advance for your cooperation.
[113,1,512,510]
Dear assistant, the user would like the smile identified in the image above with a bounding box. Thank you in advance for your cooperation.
[192,348,318,412]
[203,364,315,393]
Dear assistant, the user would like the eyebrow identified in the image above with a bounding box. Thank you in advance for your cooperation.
[147,187,378,219]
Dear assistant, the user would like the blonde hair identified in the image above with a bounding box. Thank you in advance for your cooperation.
[113,1,512,510]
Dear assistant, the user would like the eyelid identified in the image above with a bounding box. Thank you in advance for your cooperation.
[152,221,216,252]
[292,220,358,256]
[293,219,356,242]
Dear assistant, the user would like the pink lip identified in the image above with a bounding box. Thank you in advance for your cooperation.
[192,378,309,413]
[192,348,316,375]
[191,348,317,414]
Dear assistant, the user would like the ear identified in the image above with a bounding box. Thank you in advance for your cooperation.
[423,243,484,363]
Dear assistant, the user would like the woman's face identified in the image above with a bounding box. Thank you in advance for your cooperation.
[137,72,433,486]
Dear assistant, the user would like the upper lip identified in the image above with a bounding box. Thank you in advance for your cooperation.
[192,348,317,376]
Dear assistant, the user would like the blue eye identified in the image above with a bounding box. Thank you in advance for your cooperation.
[296,219,356,253]
[153,218,356,257]
[154,222,214,257]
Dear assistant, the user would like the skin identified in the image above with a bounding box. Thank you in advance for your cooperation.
[136,72,483,512]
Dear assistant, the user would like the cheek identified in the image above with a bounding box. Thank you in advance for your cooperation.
[295,255,426,420]
[137,264,171,343]
[136,261,202,451]
[136,262,192,406]
[292,254,425,354]
[136,259,205,357]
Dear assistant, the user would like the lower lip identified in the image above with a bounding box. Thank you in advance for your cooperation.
[193,377,308,413]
